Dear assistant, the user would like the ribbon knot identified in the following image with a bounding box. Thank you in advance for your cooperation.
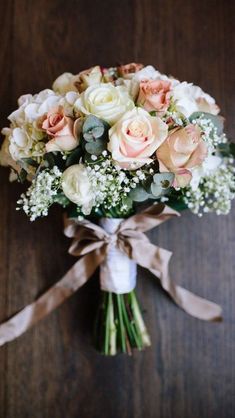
[0,203,222,347]
[106,233,118,246]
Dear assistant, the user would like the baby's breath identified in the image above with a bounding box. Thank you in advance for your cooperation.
[17,166,62,221]
[191,116,227,153]
[86,156,139,214]
[183,159,235,216]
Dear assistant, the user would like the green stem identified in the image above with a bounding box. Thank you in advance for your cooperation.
[109,293,117,355]
[130,291,151,347]
[121,295,142,349]
[104,293,111,354]
[116,294,126,353]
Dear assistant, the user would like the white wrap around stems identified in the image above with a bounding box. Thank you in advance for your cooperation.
[99,218,137,294]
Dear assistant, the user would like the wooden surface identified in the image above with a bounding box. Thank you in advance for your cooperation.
[0,1,234,417]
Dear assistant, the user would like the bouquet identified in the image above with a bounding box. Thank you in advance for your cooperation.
[0,63,234,355]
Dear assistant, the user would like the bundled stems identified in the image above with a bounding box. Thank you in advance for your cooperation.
[94,290,151,355]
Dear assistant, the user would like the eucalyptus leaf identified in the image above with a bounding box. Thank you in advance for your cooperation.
[153,172,174,188]
[83,115,110,140]
[129,186,150,202]
[189,111,224,135]
[150,183,163,197]
[83,126,105,142]
[121,196,133,211]
[85,140,106,155]
[151,172,174,197]
[142,176,153,193]
[83,115,104,132]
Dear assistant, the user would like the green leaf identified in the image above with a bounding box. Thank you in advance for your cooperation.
[85,140,106,155]
[229,143,235,158]
[150,183,162,197]
[65,147,82,167]
[53,193,70,207]
[18,168,27,183]
[121,196,133,211]
[167,197,188,211]
[129,186,150,202]
[189,111,224,135]
[43,152,57,168]
[151,172,174,197]
[217,142,235,158]
[21,158,39,168]
[141,176,153,193]
[84,153,103,164]
[83,115,110,140]
[83,126,105,142]
[66,204,83,219]
[83,115,103,131]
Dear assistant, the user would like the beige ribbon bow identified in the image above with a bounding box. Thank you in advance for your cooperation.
[0,204,222,347]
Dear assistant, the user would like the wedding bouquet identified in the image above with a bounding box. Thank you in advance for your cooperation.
[0,63,234,355]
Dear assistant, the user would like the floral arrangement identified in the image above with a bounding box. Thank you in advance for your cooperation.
[0,63,234,355]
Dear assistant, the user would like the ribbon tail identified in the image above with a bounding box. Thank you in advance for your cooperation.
[128,241,222,322]
[0,251,103,347]
[149,267,222,321]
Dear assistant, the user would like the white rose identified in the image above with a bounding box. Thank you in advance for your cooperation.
[190,155,222,191]
[172,82,219,117]
[62,164,93,214]
[108,107,168,169]
[190,85,220,115]
[52,72,77,94]
[75,83,134,125]
[9,127,33,160]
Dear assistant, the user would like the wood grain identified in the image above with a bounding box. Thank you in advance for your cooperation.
[0,0,234,417]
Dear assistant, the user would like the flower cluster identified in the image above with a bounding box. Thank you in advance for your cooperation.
[17,166,62,221]
[184,158,235,216]
[1,63,234,219]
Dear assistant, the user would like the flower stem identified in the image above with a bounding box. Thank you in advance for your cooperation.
[129,291,151,347]
[94,289,151,355]
[116,294,126,353]
[109,293,117,355]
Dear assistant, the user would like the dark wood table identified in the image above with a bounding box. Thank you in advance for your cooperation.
[0,1,234,417]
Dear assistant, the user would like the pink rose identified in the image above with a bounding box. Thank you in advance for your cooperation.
[156,124,207,187]
[108,107,168,169]
[117,63,144,79]
[42,106,79,152]
[137,79,171,112]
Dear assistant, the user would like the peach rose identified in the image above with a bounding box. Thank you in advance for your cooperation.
[156,124,208,187]
[108,107,168,169]
[137,80,171,112]
[74,66,103,93]
[117,63,144,79]
[42,106,79,152]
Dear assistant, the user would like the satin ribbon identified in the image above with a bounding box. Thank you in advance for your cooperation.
[0,203,222,347]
